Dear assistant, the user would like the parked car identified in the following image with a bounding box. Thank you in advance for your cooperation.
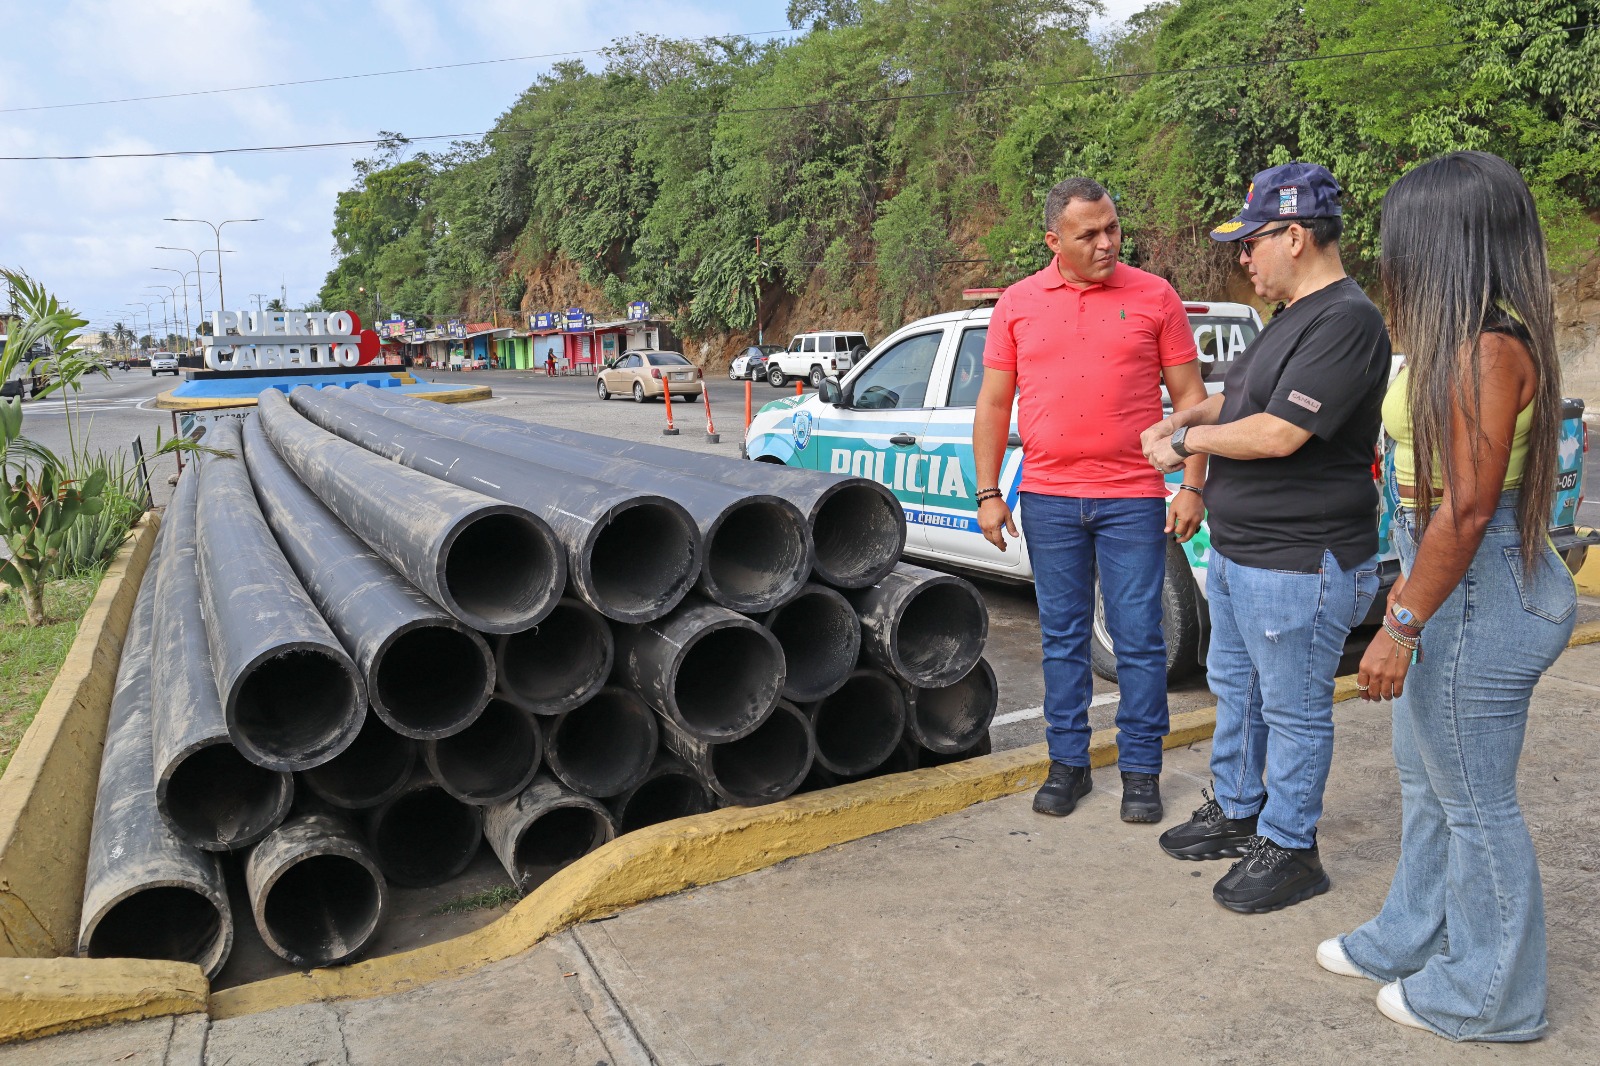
[767,331,869,389]
[730,344,783,381]
[597,350,705,403]
[150,351,180,376]
[744,301,1596,682]
[1185,301,1262,381]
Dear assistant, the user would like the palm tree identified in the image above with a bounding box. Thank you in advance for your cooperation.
[111,321,132,352]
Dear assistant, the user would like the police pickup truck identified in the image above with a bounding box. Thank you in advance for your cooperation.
[745,300,1593,682]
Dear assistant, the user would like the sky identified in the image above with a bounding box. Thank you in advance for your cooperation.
[0,0,1150,339]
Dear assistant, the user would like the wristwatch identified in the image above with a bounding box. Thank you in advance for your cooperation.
[1170,425,1193,459]
[1392,603,1418,627]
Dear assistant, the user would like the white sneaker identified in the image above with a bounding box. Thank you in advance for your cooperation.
[1315,937,1364,978]
[1377,981,1431,1032]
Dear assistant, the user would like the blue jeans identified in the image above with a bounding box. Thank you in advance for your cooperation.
[1340,490,1573,1042]
[1206,548,1379,850]
[1019,492,1169,773]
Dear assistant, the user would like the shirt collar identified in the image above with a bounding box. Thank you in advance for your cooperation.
[1040,256,1126,290]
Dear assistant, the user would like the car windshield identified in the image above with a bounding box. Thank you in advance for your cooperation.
[648,353,690,366]
[759,345,783,355]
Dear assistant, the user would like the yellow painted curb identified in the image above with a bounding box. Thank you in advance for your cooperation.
[0,512,161,961]
[154,384,493,410]
[1575,535,1600,597]
[0,958,205,1044]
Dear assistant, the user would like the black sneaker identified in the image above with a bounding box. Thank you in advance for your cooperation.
[1212,836,1331,914]
[1119,772,1163,823]
[1032,762,1092,816]
[1157,788,1258,860]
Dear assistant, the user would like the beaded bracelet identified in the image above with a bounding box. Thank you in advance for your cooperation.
[1382,620,1422,664]
[976,488,1003,504]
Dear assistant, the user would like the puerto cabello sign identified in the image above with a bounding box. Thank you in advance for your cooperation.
[200,310,379,371]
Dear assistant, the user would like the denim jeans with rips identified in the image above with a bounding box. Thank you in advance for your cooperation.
[1205,547,1379,850]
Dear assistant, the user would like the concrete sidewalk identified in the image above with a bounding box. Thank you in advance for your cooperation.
[11,644,1600,1065]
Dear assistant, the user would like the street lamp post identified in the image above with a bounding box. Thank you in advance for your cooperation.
[156,245,231,329]
[152,268,194,353]
[146,288,175,351]
[163,217,261,325]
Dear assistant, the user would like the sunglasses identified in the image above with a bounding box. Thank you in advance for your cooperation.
[1238,225,1295,255]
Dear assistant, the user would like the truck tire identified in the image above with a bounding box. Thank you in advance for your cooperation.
[808,366,826,388]
[767,366,786,388]
[1089,538,1202,684]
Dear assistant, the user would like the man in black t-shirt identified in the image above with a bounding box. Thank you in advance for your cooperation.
[1141,162,1390,914]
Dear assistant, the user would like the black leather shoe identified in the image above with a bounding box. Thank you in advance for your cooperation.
[1119,772,1163,823]
[1212,836,1330,914]
[1158,788,1258,860]
[1032,762,1092,816]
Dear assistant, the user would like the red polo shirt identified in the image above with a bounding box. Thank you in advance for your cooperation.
[983,259,1197,498]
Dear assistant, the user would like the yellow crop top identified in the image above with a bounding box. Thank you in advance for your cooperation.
[1382,364,1534,490]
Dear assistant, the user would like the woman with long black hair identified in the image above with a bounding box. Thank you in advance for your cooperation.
[1316,151,1576,1040]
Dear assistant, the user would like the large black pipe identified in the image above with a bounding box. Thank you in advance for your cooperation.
[801,668,908,776]
[403,408,904,588]
[847,563,988,687]
[363,770,483,887]
[255,388,561,634]
[343,386,813,613]
[150,464,292,850]
[299,712,416,810]
[661,699,814,806]
[79,528,234,979]
[291,386,702,623]
[484,775,617,891]
[421,694,543,805]
[612,596,785,742]
[243,412,495,739]
[905,730,992,769]
[901,657,997,754]
[605,752,716,834]
[758,583,860,703]
[495,597,613,714]
[541,686,659,799]
[244,812,386,968]
[196,419,367,772]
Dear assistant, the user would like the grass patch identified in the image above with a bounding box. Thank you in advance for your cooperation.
[429,883,521,915]
[0,576,101,777]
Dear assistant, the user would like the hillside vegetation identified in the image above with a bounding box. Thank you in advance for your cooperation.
[318,0,1598,350]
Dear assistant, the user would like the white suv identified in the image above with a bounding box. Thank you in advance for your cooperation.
[150,351,180,376]
[767,331,868,389]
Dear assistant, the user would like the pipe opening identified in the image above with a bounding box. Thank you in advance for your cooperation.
[704,501,809,609]
[376,626,490,735]
[261,853,382,966]
[766,589,858,702]
[811,483,901,585]
[896,583,985,681]
[428,698,540,803]
[548,691,655,797]
[369,787,481,886]
[234,649,360,765]
[498,601,611,707]
[443,513,558,628]
[812,672,904,775]
[510,805,612,889]
[165,743,288,846]
[589,504,695,618]
[709,705,812,804]
[301,714,413,809]
[674,626,781,737]
[911,662,996,753]
[615,774,713,834]
[86,886,224,966]
[912,731,992,768]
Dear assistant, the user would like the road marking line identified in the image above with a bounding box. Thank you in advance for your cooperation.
[992,690,1119,727]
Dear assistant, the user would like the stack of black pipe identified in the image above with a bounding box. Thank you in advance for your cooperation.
[79,383,997,980]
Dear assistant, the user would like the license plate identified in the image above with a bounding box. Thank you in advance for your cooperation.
[670,371,693,381]
[1556,470,1579,491]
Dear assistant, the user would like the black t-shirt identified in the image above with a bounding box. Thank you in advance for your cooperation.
[1204,277,1391,572]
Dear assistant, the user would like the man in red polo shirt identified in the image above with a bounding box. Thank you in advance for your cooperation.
[974,177,1208,823]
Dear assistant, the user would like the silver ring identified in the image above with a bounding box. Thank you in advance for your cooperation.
[1357,683,1369,691]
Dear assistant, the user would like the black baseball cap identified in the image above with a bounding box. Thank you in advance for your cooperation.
[1210,161,1343,242]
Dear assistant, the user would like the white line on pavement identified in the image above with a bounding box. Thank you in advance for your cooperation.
[992,691,1120,728]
